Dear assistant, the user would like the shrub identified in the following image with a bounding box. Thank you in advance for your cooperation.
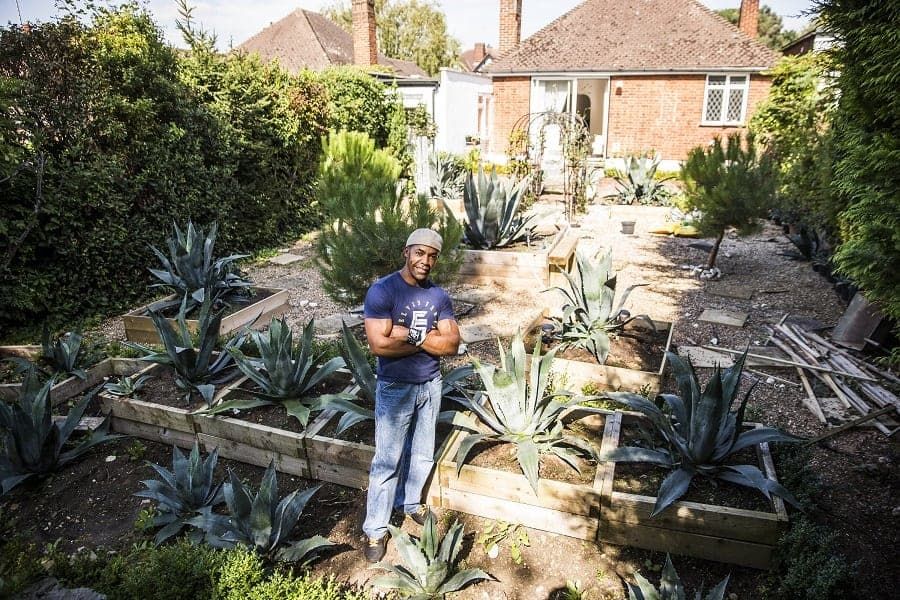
[314,130,462,304]
[750,54,839,235]
[0,5,328,333]
[816,1,900,329]
[680,133,776,268]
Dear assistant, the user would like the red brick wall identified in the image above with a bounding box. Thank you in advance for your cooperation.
[352,0,377,67]
[499,0,523,56]
[490,76,531,154]
[605,74,771,161]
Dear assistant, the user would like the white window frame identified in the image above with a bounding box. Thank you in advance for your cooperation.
[700,74,750,126]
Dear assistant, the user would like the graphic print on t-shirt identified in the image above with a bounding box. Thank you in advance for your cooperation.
[398,299,439,338]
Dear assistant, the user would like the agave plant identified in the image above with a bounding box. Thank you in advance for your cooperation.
[40,326,87,380]
[545,248,654,364]
[615,155,672,205]
[149,220,253,314]
[624,554,729,600]
[462,168,536,249]
[204,316,366,430]
[127,297,243,407]
[0,371,119,494]
[134,442,224,544]
[602,351,802,517]
[450,333,599,494]
[189,460,333,563]
[373,512,492,599]
[429,153,466,200]
[102,373,153,397]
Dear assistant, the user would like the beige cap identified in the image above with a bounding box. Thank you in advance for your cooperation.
[405,228,443,252]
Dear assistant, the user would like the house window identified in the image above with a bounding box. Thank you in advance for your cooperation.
[701,75,749,125]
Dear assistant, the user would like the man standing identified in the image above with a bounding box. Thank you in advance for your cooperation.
[361,228,460,562]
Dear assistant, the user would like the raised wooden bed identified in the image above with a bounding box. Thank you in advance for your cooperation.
[122,287,290,344]
[458,226,579,288]
[535,320,675,395]
[434,410,610,541]
[597,412,789,569]
[0,348,144,405]
[99,363,209,449]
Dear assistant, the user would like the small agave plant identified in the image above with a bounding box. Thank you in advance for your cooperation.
[0,371,119,494]
[149,220,253,315]
[545,248,654,364]
[624,554,729,600]
[135,442,224,544]
[40,326,87,380]
[205,316,367,430]
[373,512,492,599]
[127,297,243,407]
[463,168,536,249]
[450,332,599,494]
[602,351,802,516]
[102,373,153,398]
[615,155,672,206]
[189,460,333,564]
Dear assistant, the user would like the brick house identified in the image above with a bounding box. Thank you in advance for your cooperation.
[486,0,778,170]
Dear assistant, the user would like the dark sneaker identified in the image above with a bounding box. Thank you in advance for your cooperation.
[406,504,433,526]
[364,535,388,563]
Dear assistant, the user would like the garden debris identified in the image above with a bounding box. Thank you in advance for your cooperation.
[18,577,106,600]
[678,346,787,368]
[50,415,104,433]
[698,308,748,328]
[831,292,890,351]
[267,253,304,265]
[765,323,900,435]
[452,289,499,305]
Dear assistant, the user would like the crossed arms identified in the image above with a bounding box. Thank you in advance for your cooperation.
[364,317,460,358]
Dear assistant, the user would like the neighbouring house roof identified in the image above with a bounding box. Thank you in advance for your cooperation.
[238,9,427,78]
[487,0,779,74]
[460,44,498,72]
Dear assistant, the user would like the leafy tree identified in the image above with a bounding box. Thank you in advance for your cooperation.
[680,133,776,268]
[717,5,798,51]
[750,53,839,234]
[322,0,461,75]
[816,0,900,330]
[315,130,462,304]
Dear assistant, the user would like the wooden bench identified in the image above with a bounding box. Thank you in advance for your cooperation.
[548,229,580,287]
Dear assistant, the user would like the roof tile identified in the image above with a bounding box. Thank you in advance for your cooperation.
[488,0,778,73]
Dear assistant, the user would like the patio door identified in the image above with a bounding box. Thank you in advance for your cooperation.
[531,78,574,188]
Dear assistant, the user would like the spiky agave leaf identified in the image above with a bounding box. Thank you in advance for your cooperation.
[148,220,252,315]
[463,168,535,249]
[602,350,802,516]
[545,248,653,364]
[452,332,596,494]
[373,514,491,597]
[1,377,119,495]
[625,554,729,600]
[191,461,333,562]
[134,442,225,544]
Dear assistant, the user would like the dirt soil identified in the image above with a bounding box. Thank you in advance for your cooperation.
[5,202,899,599]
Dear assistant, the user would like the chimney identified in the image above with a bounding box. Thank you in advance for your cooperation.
[352,0,377,67]
[499,0,522,55]
[738,0,759,38]
[473,42,487,63]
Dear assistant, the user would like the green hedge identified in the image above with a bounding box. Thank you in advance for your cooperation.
[0,5,409,336]
[819,0,900,324]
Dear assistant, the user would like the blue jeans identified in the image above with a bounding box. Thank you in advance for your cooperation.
[362,376,442,540]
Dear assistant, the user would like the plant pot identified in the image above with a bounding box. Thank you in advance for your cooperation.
[620,221,636,235]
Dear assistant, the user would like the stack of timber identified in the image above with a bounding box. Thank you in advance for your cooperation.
[764,323,900,435]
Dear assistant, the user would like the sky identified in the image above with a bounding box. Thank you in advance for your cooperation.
[3,1,817,51]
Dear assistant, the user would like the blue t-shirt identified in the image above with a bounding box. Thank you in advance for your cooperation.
[363,271,455,383]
